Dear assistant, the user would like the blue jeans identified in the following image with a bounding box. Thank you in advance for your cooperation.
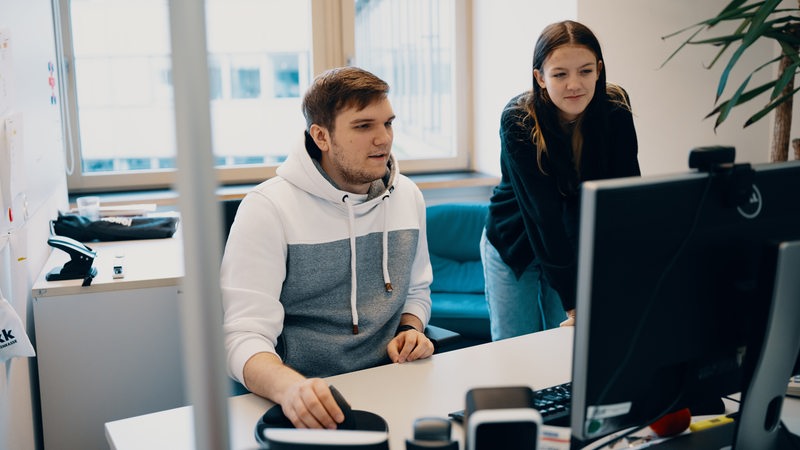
[480,229,566,341]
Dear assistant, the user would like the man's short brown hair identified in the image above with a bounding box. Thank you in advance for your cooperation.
[302,66,389,133]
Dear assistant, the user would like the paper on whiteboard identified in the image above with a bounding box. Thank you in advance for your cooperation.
[0,29,12,234]
[0,113,8,231]
[0,113,25,227]
[0,28,12,116]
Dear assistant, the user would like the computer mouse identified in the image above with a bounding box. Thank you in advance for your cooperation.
[257,385,356,430]
[254,385,389,447]
[329,385,357,430]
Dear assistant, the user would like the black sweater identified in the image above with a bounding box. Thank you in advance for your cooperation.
[485,92,640,311]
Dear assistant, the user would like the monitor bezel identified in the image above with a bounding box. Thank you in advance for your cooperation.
[570,160,800,447]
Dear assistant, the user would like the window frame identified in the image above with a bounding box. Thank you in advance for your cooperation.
[54,0,473,193]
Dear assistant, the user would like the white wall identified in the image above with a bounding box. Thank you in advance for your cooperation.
[472,0,577,176]
[579,0,777,174]
[473,0,782,177]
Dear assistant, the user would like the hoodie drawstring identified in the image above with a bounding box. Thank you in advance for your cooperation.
[381,194,393,293]
[343,195,359,334]
[342,191,394,335]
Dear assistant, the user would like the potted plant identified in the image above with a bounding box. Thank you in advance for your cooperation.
[661,0,800,162]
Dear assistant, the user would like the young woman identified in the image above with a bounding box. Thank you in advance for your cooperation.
[483,20,640,340]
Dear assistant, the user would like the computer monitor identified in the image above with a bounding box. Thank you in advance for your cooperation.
[570,154,800,449]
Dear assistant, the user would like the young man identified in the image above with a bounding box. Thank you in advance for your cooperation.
[221,66,434,429]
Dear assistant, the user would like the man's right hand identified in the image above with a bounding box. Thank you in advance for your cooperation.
[278,378,345,429]
[243,352,345,429]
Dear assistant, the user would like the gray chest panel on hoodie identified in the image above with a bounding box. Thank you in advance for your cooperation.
[277,229,419,377]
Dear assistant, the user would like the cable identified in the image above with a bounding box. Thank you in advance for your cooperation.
[597,424,649,449]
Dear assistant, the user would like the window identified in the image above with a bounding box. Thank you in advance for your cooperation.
[56,0,470,192]
[353,0,463,169]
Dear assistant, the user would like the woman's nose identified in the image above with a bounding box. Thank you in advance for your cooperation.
[566,74,579,90]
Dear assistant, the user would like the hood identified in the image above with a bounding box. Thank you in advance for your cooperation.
[276,135,400,334]
[276,135,398,206]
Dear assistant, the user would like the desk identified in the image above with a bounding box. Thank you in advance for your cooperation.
[32,234,187,450]
[105,328,572,450]
[105,326,800,450]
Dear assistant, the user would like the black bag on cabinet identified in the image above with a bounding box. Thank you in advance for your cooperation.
[51,212,179,242]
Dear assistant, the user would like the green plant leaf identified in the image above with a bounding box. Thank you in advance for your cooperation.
[711,58,781,128]
[663,0,800,130]
[771,60,800,100]
[773,31,800,50]
[705,20,751,69]
[660,27,707,69]
[775,38,800,64]
[744,0,783,39]
[688,32,747,47]
[744,86,800,127]
[717,40,755,100]
[764,14,800,29]
[715,73,754,128]
[660,1,760,40]
[760,15,800,47]
[716,0,756,20]
[659,1,763,71]
[707,79,776,119]
[717,0,783,93]
[708,0,765,27]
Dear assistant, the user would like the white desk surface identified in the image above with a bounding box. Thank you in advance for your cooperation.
[106,327,573,450]
[105,326,800,450]
[31,232,184,297]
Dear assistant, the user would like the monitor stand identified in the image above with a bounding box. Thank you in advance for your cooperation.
[649,240,800,450]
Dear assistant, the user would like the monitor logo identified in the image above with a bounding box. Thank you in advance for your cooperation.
[737,184,762,219]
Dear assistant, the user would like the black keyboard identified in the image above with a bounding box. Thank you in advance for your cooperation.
[448,381,572,427]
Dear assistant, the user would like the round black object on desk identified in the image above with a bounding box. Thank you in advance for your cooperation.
[254,385,389,450]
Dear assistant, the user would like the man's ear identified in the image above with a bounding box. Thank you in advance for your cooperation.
[309,124,331,152]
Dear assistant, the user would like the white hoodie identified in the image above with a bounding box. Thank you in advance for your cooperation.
[221,143,432,384]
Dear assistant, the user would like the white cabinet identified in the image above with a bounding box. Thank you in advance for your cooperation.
[32,236,187,450]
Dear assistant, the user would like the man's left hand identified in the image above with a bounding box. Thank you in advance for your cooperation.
[387,327,434,363]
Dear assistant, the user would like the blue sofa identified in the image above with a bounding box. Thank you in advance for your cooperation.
[426,203,491,342]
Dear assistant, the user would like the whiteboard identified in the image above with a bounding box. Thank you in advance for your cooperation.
[0,0,68,236]
[0,2,69,448]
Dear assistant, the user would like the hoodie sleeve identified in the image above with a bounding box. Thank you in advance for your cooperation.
[220,190,287,384]
[400,181,433,326]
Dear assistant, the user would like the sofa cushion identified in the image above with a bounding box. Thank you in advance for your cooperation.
[430,292,489,319]
[426,203,491,341]
[426,203,487,262]
[429,293,490,339]
[426,203,488,294]
[429,254,484,293]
